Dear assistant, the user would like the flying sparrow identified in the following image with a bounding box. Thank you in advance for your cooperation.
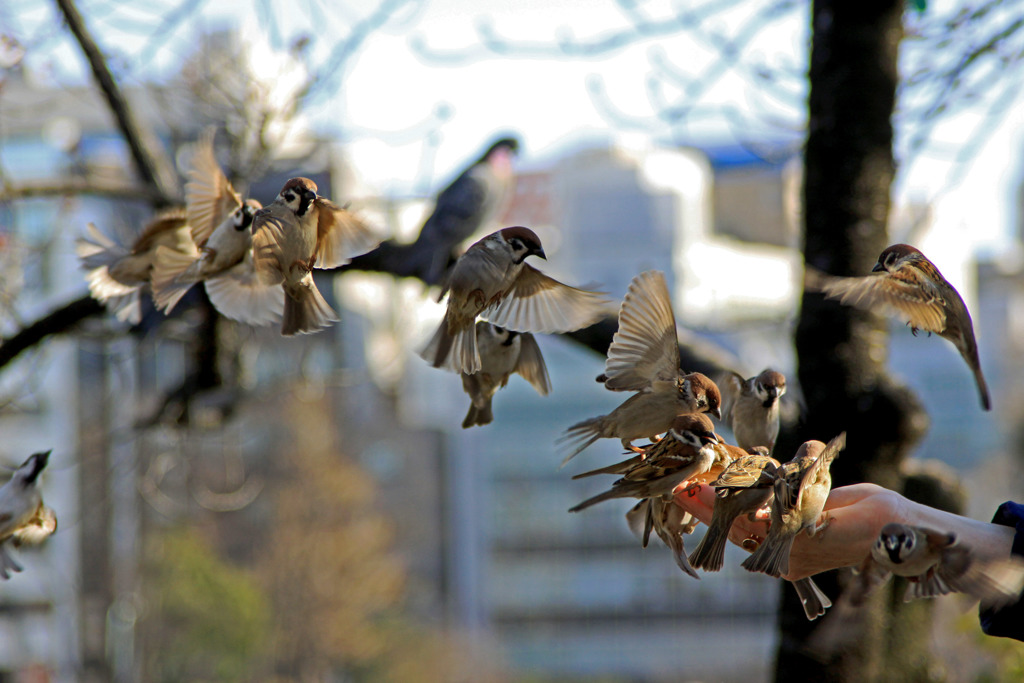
[742,432,846,578]
[689,450,780,572]
[405,136,519,284]
[560,271,721,465]
[419,226,608,374]
[251,177,379,335]
[720,369,787,454]
[150,130,283,324]
[567,413,719,514]
[77,209,197,323]
[806,244,990,411]
[846,523,1024,608]
[461,322,551,428]
[0,451,57,579]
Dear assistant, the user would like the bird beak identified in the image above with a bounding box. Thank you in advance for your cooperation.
[871,262,885,273]
[533,247,547,260]
[711,407,722,420]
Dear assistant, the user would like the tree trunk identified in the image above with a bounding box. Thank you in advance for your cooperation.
[774,1,933,680]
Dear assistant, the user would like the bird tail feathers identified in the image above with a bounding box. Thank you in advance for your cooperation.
[282,275,338,336]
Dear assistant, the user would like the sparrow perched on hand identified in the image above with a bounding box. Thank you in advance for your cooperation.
[251,177,379,335]
[806,244,991,411]
[419,226,608,374]
[560,271,721,465]
[742,432,846,578]
[846,523,1024,608]
[0,451,57,579]
[689,451,780,572]
[567,413,719,514]
[625,496,702,579]
[150,130,283,325]
[461,322,551,428]
[406,136,519,284]
[77,210,197,323]
[721,369,787,454]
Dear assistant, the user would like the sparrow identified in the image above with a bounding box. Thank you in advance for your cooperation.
[0,451,57,579]
[251,177,379,335]
[689,451,780,572]
[406,136,519,284]
[805,244,990,411]
[847,523,1024,608]
[150,130,283,324]
[461,322,551,428]
[720,369,787,454]
[76,209,197,323]
[742,432,846,578]
[627,496,702,579]
[567,413,719,514]
[419,226,608,374]
[560,271,721,465]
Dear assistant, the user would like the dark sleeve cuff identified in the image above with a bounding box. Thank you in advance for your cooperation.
[979,501,1024,641]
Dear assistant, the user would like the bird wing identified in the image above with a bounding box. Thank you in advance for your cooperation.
[718,371,746,421]
[793,432,845,508]
[712,454,779,489]
[513,333,552,396]
[602,270,680,391]
[807,266,947,333]
[312,197,381,269]
[250,205,291,286]
[481,264,609,334]
[184,128,241,247]
[131,208,192,255]
[204,254,286,326]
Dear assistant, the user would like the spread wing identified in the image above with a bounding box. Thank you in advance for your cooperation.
[312,197,381,269]
[513,332,551,396]
[250,206,290,286]
[601,270,680,391]
[806,265,946,333]
[185,128,241,247]
[131,208,192,255]
[481,264,609,334]
[205,254,286,326]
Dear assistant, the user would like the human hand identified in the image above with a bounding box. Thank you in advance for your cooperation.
[673,482,904,580]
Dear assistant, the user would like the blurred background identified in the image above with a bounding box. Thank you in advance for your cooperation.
[1,0,1023,681]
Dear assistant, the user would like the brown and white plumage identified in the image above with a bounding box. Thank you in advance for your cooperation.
[77,209,196,323]
[567,413,719,513]
[742,433,846,578]
[460,322,551,428]
[560,271,721,465]
[689,451,780,572]
[151,131,282,324]
[847,523,1024,608]
[251,177,378,335]
[720,369,787,454]
[420,226,608,374]
[0,451,57,580]
[806,244,990,411]
[626,497,703,579]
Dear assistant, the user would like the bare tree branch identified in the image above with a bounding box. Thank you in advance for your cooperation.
[0,180,167,203]
[0,295,102,369]
[54,0,177,206]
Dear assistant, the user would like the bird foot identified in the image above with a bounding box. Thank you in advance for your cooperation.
[809,513,834,536]
[679,481,703,497]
